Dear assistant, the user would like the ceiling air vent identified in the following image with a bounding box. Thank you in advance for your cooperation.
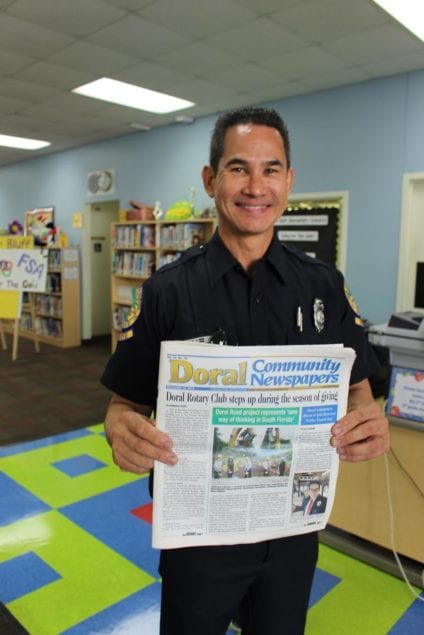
[87,169,115,195]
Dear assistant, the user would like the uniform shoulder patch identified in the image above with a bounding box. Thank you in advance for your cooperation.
[344,283,364,327]
[118,287,142,342]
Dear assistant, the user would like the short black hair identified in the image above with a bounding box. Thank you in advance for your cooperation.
[209,106,291,173]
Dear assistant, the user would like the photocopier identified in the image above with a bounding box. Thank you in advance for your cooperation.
[367,311,424,370]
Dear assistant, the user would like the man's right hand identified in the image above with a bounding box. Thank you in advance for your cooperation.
[104,394,178,474]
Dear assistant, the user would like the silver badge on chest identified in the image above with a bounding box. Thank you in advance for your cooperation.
[313,298,325,333]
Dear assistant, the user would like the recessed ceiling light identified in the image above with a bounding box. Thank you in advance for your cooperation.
[0,134,50,150]
[73,78,195,114]
[372,0,424,42]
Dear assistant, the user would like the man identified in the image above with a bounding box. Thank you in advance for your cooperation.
[295,481,328,516]
[101,106,389,634]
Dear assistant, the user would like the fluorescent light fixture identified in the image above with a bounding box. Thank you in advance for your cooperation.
[0,134,50,150]
[372,0,424,42]
[73,78,195,114]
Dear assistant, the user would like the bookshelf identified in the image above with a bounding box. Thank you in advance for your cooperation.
[111,218,216,349]
[4,246,81,348]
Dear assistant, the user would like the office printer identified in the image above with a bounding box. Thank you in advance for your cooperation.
[368,311,424,369]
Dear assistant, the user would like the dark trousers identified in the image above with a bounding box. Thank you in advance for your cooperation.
[159,532,318,635]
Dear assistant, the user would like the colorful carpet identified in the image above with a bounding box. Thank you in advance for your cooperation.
[0,425,422,634]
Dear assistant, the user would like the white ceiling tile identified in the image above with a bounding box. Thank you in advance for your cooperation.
[88,15,189,58]
[137,0,256,39]
[5,0,127,37]
[261,46,351,81]
[208,63,282,94]
[38,92,111,116]
[170,79,237,103]
[234,0,304,11]
[0,14,74,58]
[48,41,138,74]
[300,67,371,92]
[0,78,60,103]
[102,0,155,9]
[156,43,244,78]
[0,113,52,135]
[15,62,96,90]
[272,0,389,43]
[113,61,190,91]
[205,17,308,62]
[324,24,423,66]
[0,94,31,116]
[0,48,35,74]
[363,52,424,79]
[20,103,78,123]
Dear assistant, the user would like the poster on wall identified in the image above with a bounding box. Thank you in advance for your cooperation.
[386,366,424,423]
[25,207,55,246]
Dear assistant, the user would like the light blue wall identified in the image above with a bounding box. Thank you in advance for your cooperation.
[1,70,423,324]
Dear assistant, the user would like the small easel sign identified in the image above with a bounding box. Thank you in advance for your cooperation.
[0,238,47,360]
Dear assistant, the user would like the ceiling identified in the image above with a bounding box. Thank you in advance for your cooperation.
[0,0,423,168]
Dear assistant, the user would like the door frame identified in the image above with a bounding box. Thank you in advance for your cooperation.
[396,172,424,313]
[81,200,119,340]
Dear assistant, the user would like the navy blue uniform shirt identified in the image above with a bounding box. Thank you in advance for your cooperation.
[101,230,376,406]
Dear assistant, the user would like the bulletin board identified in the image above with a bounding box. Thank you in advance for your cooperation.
[276,202,341,268]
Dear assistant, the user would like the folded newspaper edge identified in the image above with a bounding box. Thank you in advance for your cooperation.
[152,341,356,549]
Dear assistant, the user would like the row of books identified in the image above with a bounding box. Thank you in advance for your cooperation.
[20,315,62,338]
[35,294,62,318]
[160,223,205,249]
[48,250,62,268]
[112,251,155,278]
[46,272,62,293]
[112,224,155,248]
[35,317,63,338]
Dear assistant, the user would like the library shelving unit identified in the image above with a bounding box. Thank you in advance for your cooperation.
[6,245,81,348]
[111,218,216,350]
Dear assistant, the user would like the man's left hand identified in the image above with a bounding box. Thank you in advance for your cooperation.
[331,380,390,461]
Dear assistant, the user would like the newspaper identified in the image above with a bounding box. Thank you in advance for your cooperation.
[152,341,356,549]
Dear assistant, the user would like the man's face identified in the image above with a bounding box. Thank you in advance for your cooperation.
[202,124,294,240]
[309,484,320,500]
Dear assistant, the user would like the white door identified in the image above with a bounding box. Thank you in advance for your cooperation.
[82,200,120,339]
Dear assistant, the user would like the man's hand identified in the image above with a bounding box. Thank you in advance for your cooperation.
[330,379,390,462]
[104,394,178,474]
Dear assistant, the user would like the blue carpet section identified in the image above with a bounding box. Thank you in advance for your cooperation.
[0,471,49,526]
[62,582,162,634]
[0,552,61,603]
[60,478,160,578]
[0,429,93,458]
[308,567,341,607]
[389,594,424,634]
[52,453,107,477]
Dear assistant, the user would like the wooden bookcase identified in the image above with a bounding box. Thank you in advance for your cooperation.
[111,218,216,350]
[4,246,81,348]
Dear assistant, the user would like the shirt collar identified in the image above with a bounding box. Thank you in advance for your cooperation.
[205,229,286,287]
[205,230,239,287]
